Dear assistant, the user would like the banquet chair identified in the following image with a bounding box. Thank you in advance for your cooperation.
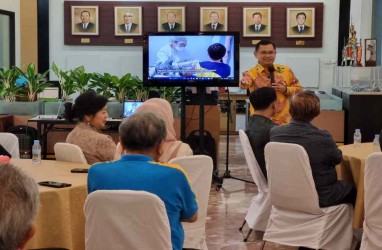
[237,130,271,241]
[84,190,172,250]
[169,155,213,250]
[0,132,20,158]
[360,152,382,250]
[54,142,87,164]
[261,142,353,250]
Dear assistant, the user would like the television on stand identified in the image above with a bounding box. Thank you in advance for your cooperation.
[143,32,240,87]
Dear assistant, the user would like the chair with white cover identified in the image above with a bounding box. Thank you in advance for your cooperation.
[360,152,382,250]
[169,155,213,250]
[238,130,271,241]
[261,142,353,250]
[84,190,172,250]
[0,132,20,158]
[54,142,87,164]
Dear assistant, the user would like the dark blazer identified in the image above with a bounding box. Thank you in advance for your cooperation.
[246,115,276,180]
[270,120,354,207]
[161,22,182,32]
[118,23,138,33]
[204,23,224,31]
[291,25,311,34]
[248,24,267,33]
[75,22,95,32]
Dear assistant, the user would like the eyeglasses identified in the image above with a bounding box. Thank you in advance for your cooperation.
[258,51,276,56]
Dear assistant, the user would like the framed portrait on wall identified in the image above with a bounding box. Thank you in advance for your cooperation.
[365,39,377,67]
[158,7,185,32]
[200,7,228,32]
[114,7,142,36]
[287,7,315,38]
[71,6,99,35]
[243,7,271,37]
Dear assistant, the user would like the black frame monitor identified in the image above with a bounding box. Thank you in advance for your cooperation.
[143,32,240,87]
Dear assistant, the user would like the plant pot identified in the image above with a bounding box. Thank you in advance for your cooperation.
[0,100,42,116]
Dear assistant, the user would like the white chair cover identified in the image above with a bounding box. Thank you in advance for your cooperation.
[54,142,87,163]
[169,155,213,250]
[264,142,353,250]
[0,132,20,158]
[360,152,382,250]
[238,130,271,232]
[84,190,172,250]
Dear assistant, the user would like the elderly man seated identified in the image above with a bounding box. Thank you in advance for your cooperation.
[0,163,39,250]
[270,90,356,207]
[88,111,198,250]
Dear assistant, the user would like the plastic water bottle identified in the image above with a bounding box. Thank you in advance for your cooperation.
[32,140,41,164]
[373,134,380,152]
[353,129,362,148]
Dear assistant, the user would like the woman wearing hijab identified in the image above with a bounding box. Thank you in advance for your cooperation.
[115,98,193,162]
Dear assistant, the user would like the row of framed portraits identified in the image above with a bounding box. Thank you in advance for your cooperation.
[71,6,316,38]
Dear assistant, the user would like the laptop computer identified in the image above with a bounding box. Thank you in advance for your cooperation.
[123,101,144,118]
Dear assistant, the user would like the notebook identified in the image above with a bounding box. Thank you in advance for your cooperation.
[123,101,144,118]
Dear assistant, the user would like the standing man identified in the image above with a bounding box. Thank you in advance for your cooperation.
[119,11,138,33]
[162,12,182,32]
[88,112,198,250]
[240,40,302,125]
[248,12,267,33]
[204,11,224,31]
[75,10,95,32]
[291,12,311,34]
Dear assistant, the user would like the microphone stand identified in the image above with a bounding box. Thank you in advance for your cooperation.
[215,87,254,191]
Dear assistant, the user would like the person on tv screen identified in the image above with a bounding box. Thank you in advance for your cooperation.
[199,43,231,78]
[162,12,182,32]
[155,37,197,76]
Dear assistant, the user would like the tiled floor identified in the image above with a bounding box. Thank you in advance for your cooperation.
[205,135,298,250]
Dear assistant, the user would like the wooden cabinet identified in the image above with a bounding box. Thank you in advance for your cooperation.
[0,115,14,132]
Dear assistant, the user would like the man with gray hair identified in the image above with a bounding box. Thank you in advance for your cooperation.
[0,163,39,250]
[88,112,198,250]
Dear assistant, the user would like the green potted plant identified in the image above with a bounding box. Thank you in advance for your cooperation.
[70,66,92,94]
[0,67,24,102]
[158,87,181,117]
[89,72,115,99]
[51,62,78,101]
[14,63,50,102]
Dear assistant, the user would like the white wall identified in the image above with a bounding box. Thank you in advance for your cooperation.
[50,0,340,94]
[0,0,20,66]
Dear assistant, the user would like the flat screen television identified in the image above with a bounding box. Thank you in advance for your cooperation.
[143,32,240,87]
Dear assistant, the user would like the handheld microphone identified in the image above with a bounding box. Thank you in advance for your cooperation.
[268,65,275,85]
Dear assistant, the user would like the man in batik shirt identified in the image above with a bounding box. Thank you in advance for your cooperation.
[240,40,302,125]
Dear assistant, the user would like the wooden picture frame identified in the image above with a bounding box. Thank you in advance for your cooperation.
[365,39,377,67]
[158,7,185,32]
[243,7,271,37]
[71,6,99,35]
[200,7,228,32]
[287,7,315,38]
[114,7,142,36]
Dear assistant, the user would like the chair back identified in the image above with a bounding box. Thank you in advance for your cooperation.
[0,132,20,158]
[54,142,87,164]
[169,155,213,250]
[238,130,268,192]
[265,142,321,214]
[84,190,172,250]
[361,152,382,249]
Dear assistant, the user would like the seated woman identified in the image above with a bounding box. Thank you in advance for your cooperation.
[270,91,356,207]
[65,91,116,164]
[115,98,193,162]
